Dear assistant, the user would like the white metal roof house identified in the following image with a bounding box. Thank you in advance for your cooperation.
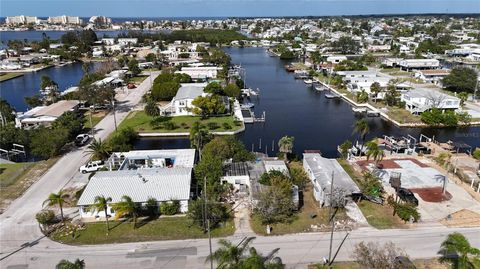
[401,88,460,114]
[77,167,193,219]
[398,59,440,71]
[303,153,361,207]
[15,100,80,129]
[175,66,223,80]
[414,69,450,85]
[106,149,196,171]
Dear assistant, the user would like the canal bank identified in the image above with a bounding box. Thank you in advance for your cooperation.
[135,47,480,158]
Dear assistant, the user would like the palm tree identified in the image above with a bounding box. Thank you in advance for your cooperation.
[370,82,382,103]
[112,195,137,229]
[439,232,480,269]
[278,136,294,157]
[365,139,385,166]
[56,258,85,269]
[89,195,112,235]
[86,138,110,161]
[352,119,370,154]
[43,191,68,222]
[206,237,256,268]
[82,62,90,75]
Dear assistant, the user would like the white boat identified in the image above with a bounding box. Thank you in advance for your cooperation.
[314,86,324,91]
[352,107,367,113]
[304,79,313,84]
[241,102,255,109]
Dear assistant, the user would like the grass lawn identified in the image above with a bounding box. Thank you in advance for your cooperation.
[52,216,235,245]
[83,110,107,129]
[128,76,148,84]
[0,72,24,82]
[386,107,422,124]
[250,185,350,235]
[119,111,243,133]
[380,68,412,76]
[0,159,58,212]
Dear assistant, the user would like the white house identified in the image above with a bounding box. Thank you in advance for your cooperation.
[326,55,348,64]
[414,69,450,85]
[303,153,361,207]
[221,162,250,190]
[337,70,378,83]
[401,88,461,114]
[117,38,138,46]
[398,59,440,71]
[175,66,223,80]
[160,83,207,116]
[15,100,80,129]
[264,160,289,175]
[77,168,193,219]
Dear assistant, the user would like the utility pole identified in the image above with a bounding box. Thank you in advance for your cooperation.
[112,99,117,132]
[328,171,335,267]
[204,178,213,269]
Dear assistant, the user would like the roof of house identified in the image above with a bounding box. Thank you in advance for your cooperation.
[264,160,289,174]
[174,83,206,100]
[303,153,361,195]
[405,88,460,101]
[418,69,451,76]
[23,100,79,119]
[224,162,249,177]
[112,149,196,169]
[77,167,192,205]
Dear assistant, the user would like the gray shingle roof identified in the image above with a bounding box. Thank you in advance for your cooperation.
[77,167,192,205]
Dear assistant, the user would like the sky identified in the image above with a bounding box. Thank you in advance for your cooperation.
[1,0,479,17]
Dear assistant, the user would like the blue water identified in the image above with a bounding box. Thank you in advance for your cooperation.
[0,62,99,111]
[135,48,480,157]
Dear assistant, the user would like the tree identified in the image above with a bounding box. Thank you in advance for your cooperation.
[43,191,68,222]
[88,195,112,234]
[255,177,294,226]
[191,95,226,118]
[356,90,369,103]
[278,136,294,156]
[384,84,400,106]
[127,58,141,76]
[332,36,360,54]
[438,232,480,269]
[259,170,289,186]
[370,82,382,103]
[188,199,229,231]
[35,210,56,227]
[56,259,85,269]
[365,139,385,166]
[359,172,383,197]
[30,127,69,159]
[223,83,241,98]
[0,123,29,150]
[112,195,138,229]
[145,197,159,217]
[473,148,480,160]
[458,92,469,107]
[0,98,15,124]
[443,67,478,94]
[86,138,111,160]
[52,111,84,140]
[289,165,309,191]
[339,140,353,159]
[189,121,212,153]
[24,95,43,109]
[352,241,407,269]
[145,52,157,63]
[144,99,160,116]
[151,81,180,101]
[353,119,369,150]
[204,82,224,95]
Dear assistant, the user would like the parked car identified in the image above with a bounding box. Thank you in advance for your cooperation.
[397,188,419,206]
[127,83,136,89]
[79,160,105,174]
[75,134,91,146]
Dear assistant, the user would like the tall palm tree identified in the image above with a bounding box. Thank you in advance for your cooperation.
[365,139,385,166]
[43,191,68,222]
[370,82,382,103]
[439,232,480,269]
[112,195,137,229]
[86,138,110,161]
[206,237,256,268]
[352,119,370,154]
[278,136,294,156]
[56,258,85,269]
[89,195,112,235]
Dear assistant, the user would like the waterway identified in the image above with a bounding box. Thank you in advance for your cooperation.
[0,62,99,111]
[134,47,480,157]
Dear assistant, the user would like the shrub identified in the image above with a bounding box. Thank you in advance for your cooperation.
[36,210,56,226]
[222,122,231,130]
[144,100,160,116]
[234,120,242,126]
[394,203,420,223]
[109,127,138,152]
[163,121,176,130]
[207,122,220,130]
[160,201,180,215]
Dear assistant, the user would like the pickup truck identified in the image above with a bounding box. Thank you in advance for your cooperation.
[79,160,105,174]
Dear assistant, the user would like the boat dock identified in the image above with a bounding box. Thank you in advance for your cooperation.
[242,108,266,123]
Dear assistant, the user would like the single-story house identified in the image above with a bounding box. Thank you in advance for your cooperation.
[414,69,450,85]
[303,153,361,207]
[15,100,80,129]
[221,162,250,190]
[398,59,440,71]
[77,167,193,219]
[326,55,348,64]
[264,160,289,175]
[401,88,461,114]
[175,66,223,80]
[106,149,196,171]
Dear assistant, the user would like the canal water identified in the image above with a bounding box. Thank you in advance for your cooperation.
[0,62,99,111]
[135,47,480,157]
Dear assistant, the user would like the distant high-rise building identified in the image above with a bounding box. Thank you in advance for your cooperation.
[47,15,83,25]
[5,15,38,25]
[88,16,112,26]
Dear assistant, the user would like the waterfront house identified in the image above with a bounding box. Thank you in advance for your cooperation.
[160,83,230,116]
[303,153,361,207]
[337,70,378,83]
[326,55,348,64]
[221,162,251,190]
[398,59,440,71]
[15,100,80,129]
[117,38,138,46]
[264,160,289,175]
[175,66,223,81]
[401,88,460,114]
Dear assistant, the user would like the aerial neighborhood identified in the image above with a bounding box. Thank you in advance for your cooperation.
[0,11,479,269]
